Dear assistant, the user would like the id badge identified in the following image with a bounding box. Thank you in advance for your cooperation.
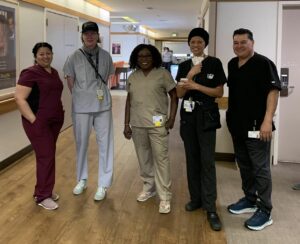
[153,115,163,127]
[183,100,195,112]
[96,89,104,100]
[248,131,260,139]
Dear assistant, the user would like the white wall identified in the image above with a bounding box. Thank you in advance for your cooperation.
[0,2,45,162]
[110,24,155,62]
[278,6,300,163]
[213,1,279,153]
[110,34,152,63]
[162,42,190,55]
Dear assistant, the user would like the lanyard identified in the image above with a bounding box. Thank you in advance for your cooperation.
[79,49,106,85]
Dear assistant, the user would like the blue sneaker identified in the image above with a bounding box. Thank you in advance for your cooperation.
[245,209,273,231]
[228,197,257,214]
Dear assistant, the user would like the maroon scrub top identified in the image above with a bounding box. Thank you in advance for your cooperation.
[18,64,64,119]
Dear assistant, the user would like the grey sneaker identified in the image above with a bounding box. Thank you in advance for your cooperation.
[38,198,58,210]
[73,180,87,195]
[137,191,156,202]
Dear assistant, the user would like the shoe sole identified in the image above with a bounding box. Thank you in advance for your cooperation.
[159,209,171,214]
[37,202,58,210]
[137,192,156,202]
[94,196,105,201]
[94,193,106,201]
[73,186,87,195]
[245,218,273,231]
[228,207,257,215]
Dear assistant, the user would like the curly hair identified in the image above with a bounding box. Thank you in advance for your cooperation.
[129,44,162,69]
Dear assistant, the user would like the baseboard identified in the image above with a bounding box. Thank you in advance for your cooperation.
[0,145,33,172]
[215,153,235,162]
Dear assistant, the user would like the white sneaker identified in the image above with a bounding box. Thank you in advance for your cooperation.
[136,191,156,202]
[94,187,106,201]
[159,200,171,214]
[73,180,87,195]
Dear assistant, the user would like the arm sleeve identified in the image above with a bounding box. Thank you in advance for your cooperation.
[163,69,176,92]
[214,58,227,86]
[266,59,281,91]
[63,55,75,78]
[17,69,36,88]
[108,55,115,76]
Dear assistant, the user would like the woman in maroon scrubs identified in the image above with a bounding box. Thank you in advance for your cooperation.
[15,42,64,210]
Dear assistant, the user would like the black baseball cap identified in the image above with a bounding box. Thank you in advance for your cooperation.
[82,21,99,33]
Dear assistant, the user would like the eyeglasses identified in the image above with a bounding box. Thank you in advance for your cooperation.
[137,54,152,59]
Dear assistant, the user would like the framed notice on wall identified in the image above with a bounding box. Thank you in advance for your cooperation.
[0,2,17,101]
[111,42,121,55]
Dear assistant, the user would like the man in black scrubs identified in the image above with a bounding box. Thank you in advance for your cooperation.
[226,28,281,231]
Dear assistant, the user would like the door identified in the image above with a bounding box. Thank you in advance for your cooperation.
[46,11,79,130]
[278,6,300,163]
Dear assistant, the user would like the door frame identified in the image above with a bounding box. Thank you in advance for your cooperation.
[274,1,300,165]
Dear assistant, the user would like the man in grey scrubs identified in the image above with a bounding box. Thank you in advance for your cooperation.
[63,21,115,201]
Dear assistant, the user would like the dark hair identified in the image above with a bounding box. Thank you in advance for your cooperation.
[129,44,162,69]
[32,42,53,57]
[233,28,254,41]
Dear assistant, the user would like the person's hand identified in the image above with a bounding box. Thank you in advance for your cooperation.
[123,125,132,139]
[187,63,202,79]
[165,118,175,130]
[177,78,198,91]
[30,116,37,124]
[260,121,272,141]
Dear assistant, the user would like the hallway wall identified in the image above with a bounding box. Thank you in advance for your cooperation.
[0,2,45,163]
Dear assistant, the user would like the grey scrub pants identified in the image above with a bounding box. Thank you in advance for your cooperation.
[72,110,114,188]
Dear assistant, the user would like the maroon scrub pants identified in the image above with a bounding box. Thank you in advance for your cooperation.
[22,115,64,203]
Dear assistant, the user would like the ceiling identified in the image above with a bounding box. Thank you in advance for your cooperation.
[97,0,203,38]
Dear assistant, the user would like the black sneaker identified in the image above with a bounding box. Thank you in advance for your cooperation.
[245,209,273,231]
[227,197,257,214]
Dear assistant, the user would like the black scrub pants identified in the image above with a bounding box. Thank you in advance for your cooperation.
[180,105,217,212]
[232,137,273,213]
